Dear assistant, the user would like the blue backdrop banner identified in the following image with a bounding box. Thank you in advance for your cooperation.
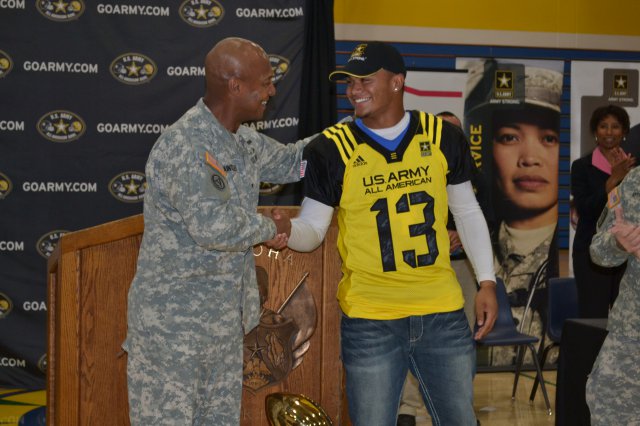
[0,0,311,388]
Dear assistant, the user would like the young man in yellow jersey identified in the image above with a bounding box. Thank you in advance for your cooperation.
[286,41,498,426]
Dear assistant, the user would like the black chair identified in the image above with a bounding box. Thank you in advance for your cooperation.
[476,277,553,415]
[529,277,579,402]
[518,259,549,335]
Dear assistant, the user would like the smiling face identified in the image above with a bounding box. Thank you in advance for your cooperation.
[594,114,626,151]
[345,70,405,128]
[492,118,559,217]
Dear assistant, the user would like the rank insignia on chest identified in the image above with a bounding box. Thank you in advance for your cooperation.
[419,141,432,157]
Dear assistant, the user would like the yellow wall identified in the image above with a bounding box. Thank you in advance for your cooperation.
[334,0,640,37]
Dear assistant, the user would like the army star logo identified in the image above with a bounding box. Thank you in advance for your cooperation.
[497,72,511,88]
[614,74,628,90]
[109,171,147,203]
[494,70,514,99]
[110,53,157,85]
[420,141,432,157]
[179,0,225,28]
[37,0,85,21]
[37,110,85,143]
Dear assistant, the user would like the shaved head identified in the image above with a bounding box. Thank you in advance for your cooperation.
[202,37,275,132]
[204,37,268,98]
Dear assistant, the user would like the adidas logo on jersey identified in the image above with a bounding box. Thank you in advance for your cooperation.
[353,155,367,167]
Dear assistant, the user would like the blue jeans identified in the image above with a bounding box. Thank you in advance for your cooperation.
[341,309,476,426]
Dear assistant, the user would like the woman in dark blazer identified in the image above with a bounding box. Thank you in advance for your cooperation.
[571,104,635,318]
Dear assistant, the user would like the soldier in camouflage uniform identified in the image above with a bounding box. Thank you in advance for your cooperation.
[586,166,640,425]
[124,38,309,425]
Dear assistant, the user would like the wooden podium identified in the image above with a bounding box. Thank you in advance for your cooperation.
[47,209,344,425]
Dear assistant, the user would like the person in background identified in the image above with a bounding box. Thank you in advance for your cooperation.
[586,166,640,425]
[571,105,635,318]
[397,111,481,426]
[124,37,309,425]
[287,41,497,426]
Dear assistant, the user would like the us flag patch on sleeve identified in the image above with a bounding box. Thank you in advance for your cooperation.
[300,160,307,178]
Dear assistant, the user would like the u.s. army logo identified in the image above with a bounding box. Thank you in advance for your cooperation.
[37,110,85,143]
[0,50,13,78]
[419,140,432,157]
[494,70,514,99]
[109,171,146,203]
[36,230,69,259]
[179,0,224,27]
[110,53,157,85]
[0,172,12,199]
[613,73,628,97]
[37,0,85,21]
[269,55,290,84]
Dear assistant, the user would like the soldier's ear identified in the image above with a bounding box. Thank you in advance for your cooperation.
[228,77,241,94]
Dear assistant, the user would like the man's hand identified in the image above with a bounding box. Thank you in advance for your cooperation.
[263,208,291,250]
[611,206,640,258]
[474,281,498,340]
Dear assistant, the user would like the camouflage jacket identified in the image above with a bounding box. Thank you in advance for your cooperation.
[127,99,307,341]
[590,167,640,340]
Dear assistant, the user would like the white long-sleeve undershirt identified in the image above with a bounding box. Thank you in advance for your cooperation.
[288,181,495,283]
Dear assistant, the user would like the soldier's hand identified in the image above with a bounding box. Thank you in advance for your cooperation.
[262,209,291,250]
[270,208,292,236]
[264,233,288,250]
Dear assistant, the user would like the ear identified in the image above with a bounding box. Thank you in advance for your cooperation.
[228,77,241,94]
[392,74,405,92]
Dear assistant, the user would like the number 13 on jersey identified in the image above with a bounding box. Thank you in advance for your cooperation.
[370,190,440,272]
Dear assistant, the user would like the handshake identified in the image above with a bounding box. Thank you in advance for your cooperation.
[262,208,292,250]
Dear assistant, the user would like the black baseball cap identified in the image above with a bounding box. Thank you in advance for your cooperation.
[329,41,406,81]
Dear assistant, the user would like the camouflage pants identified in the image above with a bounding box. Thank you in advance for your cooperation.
[586,334,640,426]
[126,329,243,425]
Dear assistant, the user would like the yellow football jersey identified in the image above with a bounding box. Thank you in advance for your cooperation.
[304,111,474,319]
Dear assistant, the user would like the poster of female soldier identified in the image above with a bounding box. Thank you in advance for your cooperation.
[458,58,564,367]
